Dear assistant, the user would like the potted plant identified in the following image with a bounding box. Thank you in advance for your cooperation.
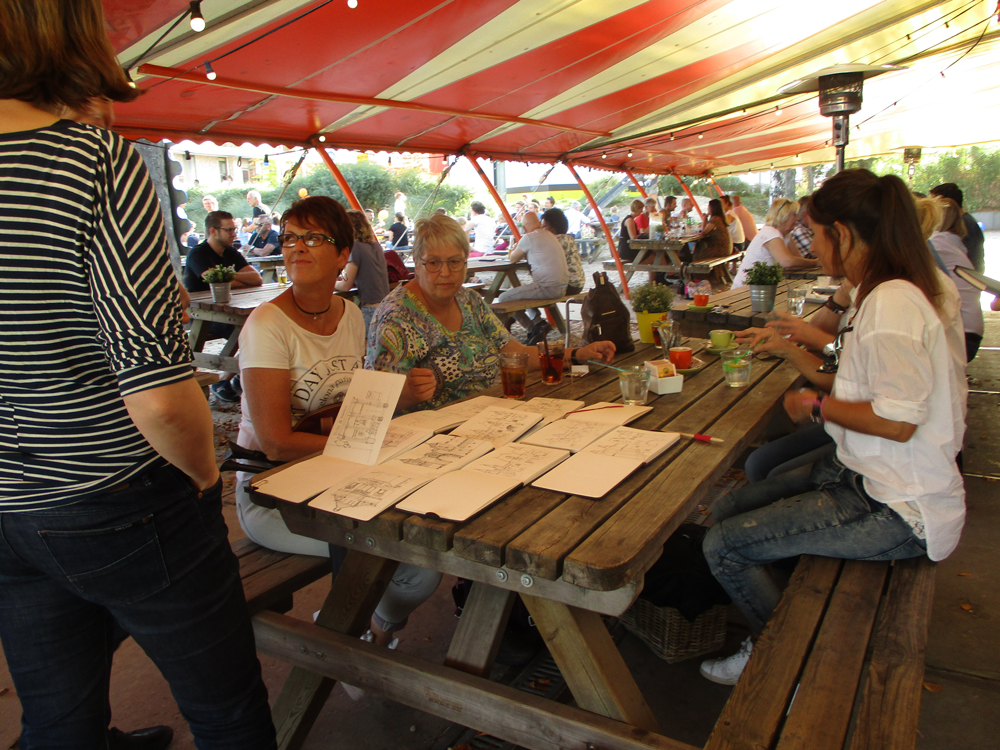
[745,261,783,313]
[201,265,237,303]
[652,223,665,241]
[630,283,675,344]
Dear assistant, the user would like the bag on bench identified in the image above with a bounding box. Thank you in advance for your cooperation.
[580,272,634,353]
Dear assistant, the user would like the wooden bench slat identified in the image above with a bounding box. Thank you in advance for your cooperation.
[776,560,889,750]
[848,557,936,750]
[705,556,843,750]
[242,553,330,616]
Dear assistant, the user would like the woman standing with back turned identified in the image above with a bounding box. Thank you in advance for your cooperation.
[0,1,275,746]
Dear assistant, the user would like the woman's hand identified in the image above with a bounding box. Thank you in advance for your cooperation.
[765,312,835,351]
[575,340,616,365]
[402,367,437,407]
[784,388,821,424]
[734,326,799,359]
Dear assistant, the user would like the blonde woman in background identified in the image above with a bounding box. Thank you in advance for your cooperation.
[732,198,822,287]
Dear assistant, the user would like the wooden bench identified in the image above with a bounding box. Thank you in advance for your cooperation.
[706,554,936,750]
[688,251,745,283]
[233,535,330,616]
[490,293,587,337]
[195,370,219,399]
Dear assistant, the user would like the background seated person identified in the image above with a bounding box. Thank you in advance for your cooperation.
[618,200,643,262]
[236,195,440,647]
[367,214,614,412]
[247,215,280,256]
[388,211,409,250]
[498,211,570,343]
[183,210,262,402]
[732,198,821,288]
[540,207,585,295]
[337,209,390,334]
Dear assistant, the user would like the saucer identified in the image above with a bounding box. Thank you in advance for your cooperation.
[706,344,737,355]
[685,304,712,312]
[676,357,706,375]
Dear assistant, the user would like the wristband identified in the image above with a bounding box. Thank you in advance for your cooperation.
[819,395,829,422]
[570,348,581,365]
[801,395,824,423]
[824,295,848,314]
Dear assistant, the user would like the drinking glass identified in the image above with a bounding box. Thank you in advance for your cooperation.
[619,366,650,405]
[499,351,529,398]
[276,266,288,285]
[787,287,806,316]
[720,350,752,387]
[536,336,565,385]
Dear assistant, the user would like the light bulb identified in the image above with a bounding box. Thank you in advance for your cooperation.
[698,133,704,139]
[347,0,358,6]
[189,1,205,31]
[775,108,782,116]
[318,135,327,142]
[204,61,216,80]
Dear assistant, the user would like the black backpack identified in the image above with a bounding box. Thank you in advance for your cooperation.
[580,272,635,353]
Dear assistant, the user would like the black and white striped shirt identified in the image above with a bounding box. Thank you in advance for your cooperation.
[0,120,192,510]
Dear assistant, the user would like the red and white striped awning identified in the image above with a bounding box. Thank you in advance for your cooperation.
[106,0,1000,176]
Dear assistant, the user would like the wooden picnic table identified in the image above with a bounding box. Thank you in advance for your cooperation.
[670,278,824,339]
[248,336,809,750]
[245,253,284,282]
[188,283,359,372]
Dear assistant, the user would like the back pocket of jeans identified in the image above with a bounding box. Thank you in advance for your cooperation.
[38,515,170,604]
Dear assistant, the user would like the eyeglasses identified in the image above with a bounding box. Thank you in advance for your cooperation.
[817,325,853,373]
[278,232,334,248]
[218,226,238,233]
[420,258,466,273]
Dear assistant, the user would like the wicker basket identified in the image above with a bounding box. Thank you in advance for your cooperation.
[618,599,728,663]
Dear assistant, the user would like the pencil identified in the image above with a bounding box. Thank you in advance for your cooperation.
[676,432,724,443]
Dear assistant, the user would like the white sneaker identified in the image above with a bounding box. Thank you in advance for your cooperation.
[341,631,398,701]
[699,636,753,685]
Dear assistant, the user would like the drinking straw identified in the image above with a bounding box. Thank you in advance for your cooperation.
[585,360,631,373]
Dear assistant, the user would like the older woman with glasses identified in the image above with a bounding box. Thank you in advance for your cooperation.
[731,198,822,288]
[368,213,615,411]
[699,170,967,686]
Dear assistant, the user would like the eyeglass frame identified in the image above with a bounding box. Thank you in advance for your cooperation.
[817,325,853,373]
[419,257,467,273]
[277,232,336,249]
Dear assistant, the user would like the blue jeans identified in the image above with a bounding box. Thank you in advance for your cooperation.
[0,465,276,750]
[703,453,926,633]
[743,422,835,482]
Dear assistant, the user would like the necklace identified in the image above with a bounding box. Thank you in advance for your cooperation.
[290,291,331,320]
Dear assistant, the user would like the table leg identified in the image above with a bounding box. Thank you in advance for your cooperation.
[219,327,241,361]
[483,272,506,304]
[521,595,660,732]
[270,550,399,750]
[444,584,516,677]
[188,317,210,353]
[625,250,646,285]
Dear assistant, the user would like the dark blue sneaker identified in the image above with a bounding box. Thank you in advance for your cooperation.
[210,379,240,403]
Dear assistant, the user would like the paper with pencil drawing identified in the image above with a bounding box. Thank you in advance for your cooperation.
[532,427,680,498]
[518,419,616,453]
[323,369,405,465]
[451,406,543,447]
[250,455,365,504]
[396,443,570,521]
[563,402,652,426]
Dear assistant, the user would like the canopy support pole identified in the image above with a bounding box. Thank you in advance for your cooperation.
[671,174,705,221]
[466,153,520,243]
[567,163,629,300]
[707,175,725,198]
[317,148,363,211]
[624,169,648,199]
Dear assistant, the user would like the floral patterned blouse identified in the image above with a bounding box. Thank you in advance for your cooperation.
[366,284,512,410]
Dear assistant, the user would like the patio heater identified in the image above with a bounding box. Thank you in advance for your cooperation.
[778,65,904,173]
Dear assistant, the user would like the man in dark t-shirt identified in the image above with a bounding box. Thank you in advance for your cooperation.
[183,212,262,402]
[388,212,409,249]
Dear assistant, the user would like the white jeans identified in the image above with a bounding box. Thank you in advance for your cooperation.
[236,475,442,627]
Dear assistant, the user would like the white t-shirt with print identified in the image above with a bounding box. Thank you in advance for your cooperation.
[236,301,366,453]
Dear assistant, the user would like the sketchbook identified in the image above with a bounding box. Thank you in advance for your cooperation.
[955,266,1000,295]
[396,443,570,521]
[250,455,366,504]
[323,369,406,465]
[375,421,435,464]
[309,434,495,521]
[450,406,543,447]
[390,395,518,433]
[511,397,585,425]
[563,402,652,426]
[532,427,680,499]
[518,418,617,453]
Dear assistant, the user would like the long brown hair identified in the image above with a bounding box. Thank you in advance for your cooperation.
[0,0,138,111]
[347,209,377,244]
[809,169,941,309]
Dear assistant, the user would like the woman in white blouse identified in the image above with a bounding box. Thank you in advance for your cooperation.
[700,170,967,686]
[929,197,985,361]
[731,198,821,287]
